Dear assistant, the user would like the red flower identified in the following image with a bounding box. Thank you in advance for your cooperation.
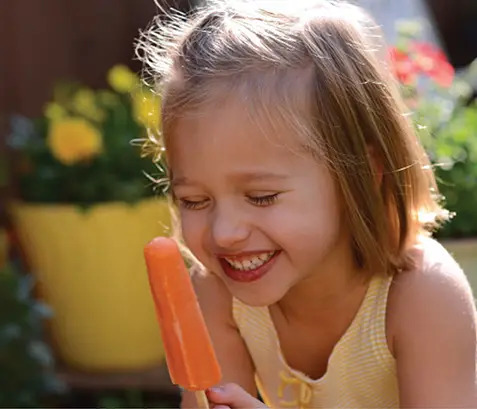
[411,42,455,87]
[389,46,417,85]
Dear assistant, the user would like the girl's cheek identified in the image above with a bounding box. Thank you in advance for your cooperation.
[179,216,197,246]
[180,214,207,256]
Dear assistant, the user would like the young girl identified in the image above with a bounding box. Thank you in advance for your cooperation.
[137,1,477,407]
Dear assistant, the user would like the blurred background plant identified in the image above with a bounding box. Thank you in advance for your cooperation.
[0,233,66,407]
[390,20,477,238]
[8,65,164,206]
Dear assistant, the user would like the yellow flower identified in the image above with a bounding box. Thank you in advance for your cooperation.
[132,90,161,131]
[107,65,138,94]
[45,102,67,122]
[47,118,103,165]
[72,89,105,122]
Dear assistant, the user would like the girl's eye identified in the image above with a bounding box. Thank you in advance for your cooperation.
[247,193,279,207]
[178,198,209,210]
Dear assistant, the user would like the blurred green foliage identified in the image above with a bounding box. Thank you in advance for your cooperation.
[391,21,477,238]
[0,262,65,406]
[425,100,477,237]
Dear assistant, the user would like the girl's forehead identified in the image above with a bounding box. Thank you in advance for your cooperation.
[167,101,330,187]
[173,84,315,140]
[169,98,309,158]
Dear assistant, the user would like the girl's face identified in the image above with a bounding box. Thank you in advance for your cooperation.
[168,99,353,306]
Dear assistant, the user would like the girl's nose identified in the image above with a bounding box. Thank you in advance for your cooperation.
[209,204,250,250]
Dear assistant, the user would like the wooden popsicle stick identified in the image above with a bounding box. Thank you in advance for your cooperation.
[195,390,210,409]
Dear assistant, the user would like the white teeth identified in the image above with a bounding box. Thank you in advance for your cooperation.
[223,251,275,271]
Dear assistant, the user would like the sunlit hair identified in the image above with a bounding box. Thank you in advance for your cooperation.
[136,0,449,275]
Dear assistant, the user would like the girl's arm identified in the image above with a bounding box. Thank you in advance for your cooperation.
[389,261,477,407]
[180,271,258,408]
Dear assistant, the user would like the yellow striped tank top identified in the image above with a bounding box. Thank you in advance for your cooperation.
[232,274,399,408]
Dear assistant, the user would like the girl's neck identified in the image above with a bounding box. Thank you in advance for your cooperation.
[275,243,370,327]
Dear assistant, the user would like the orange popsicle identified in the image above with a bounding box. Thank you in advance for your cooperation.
[144,237,222,395]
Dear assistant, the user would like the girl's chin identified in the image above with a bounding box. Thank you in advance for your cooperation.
[224,277,290,308]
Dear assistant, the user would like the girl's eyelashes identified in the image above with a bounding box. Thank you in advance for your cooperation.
[247,193,279,207]
[178,198,210,210]
[175,193,280,210]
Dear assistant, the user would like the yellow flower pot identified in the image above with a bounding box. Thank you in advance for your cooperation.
[11,198,171,372]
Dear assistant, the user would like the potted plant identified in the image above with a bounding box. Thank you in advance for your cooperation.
[390,22,477,284]
[7,65,170,371]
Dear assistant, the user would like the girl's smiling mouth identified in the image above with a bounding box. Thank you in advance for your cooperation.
[218,251,280,282]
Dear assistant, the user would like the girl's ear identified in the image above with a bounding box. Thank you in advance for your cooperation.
[367,144,383,186]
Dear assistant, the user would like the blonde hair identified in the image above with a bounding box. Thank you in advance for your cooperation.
[136,0,448,275]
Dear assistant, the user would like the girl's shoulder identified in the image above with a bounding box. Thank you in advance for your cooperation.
[385,239,477,406]
[395,234,469,285]
[410,235,466,275]
[386,235,476,355]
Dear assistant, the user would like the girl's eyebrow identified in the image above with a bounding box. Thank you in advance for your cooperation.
[228,172,290,184]
[172,172,289,188]
[171,177,200,188]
